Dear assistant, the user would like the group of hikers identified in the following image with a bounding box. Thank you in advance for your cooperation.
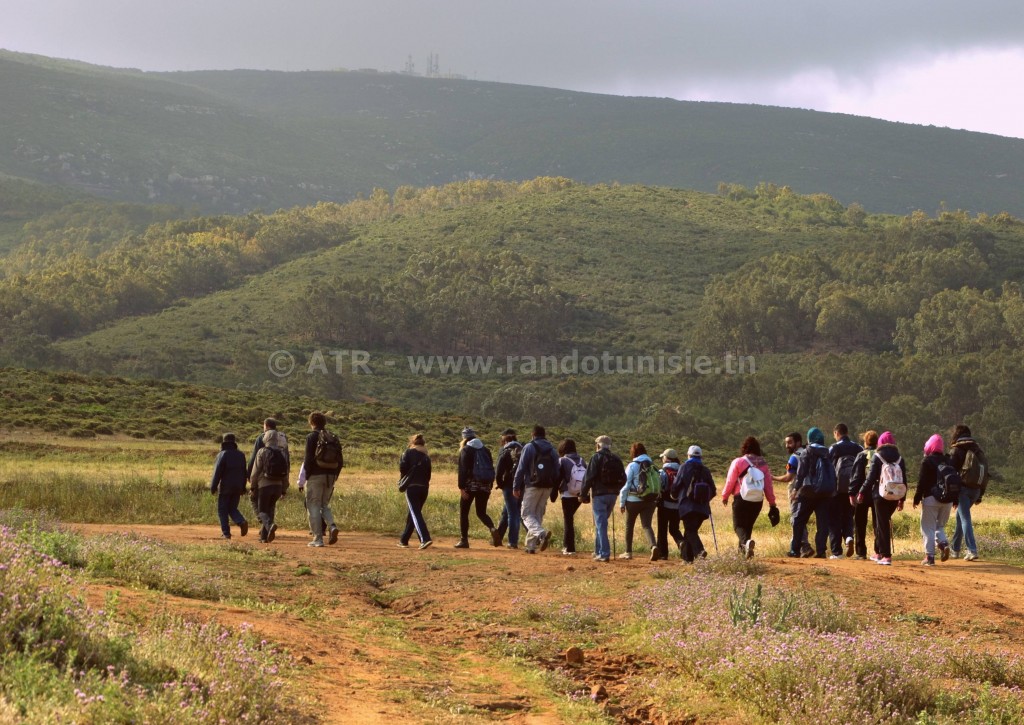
[210,416,990,566]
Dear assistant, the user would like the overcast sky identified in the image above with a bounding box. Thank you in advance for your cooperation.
[4,0,1024,139]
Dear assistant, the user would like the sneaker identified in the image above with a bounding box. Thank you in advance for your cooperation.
[878,557,892,566]
[650,549,663,562]
[259,524,268,541]
[490,528,502,547]
[328,526,339,545]
[869,553,881,562]
[951,549,961,559]
[307,540,324,548]
[524,549,537,554]
[964,552,979,561]
[596,556,610,563]
[618,552,633,560]
[239,520,248,537]
[938,542,950,562]
[786,551,800,558]
[267,523,277,543]
[854,555,867,560]
[562,549,577,556]
[592,553,602,560]
[397,541,409,548]
[844,536,854,558]
[506,543,519,550]
[454,539,469,549]
[921,556,935,566]
[539,531,553,552]
[698,550,708,560]
[829,554,842,560]
[745,540,755,560]
[801,547,815,559]
[419,540,433,550]
[220,534,231,539]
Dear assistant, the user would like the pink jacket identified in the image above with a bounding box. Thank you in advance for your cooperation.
[722,454,776,506]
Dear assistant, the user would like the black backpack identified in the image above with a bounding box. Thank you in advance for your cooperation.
[472,446,496,486]
[934,460,963,504]
[315,430,343,470]
[531,443,561,487]
[834,454,857,494]
[264,447,288,479]
[801,448,837,499]
[598,451,627,488]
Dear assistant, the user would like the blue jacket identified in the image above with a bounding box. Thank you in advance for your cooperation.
[619,454,654,506]
[211,441,248,495]
[513,437,560,493]
[675,457,715,519]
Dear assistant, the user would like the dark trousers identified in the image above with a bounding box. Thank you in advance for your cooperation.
[655,502,683,557]
[731,497,763,551]
[828,494,855,554]
[791,496,830,556]
[681,512,707,562]
[853,497,877,557]
[624,498,657,552]
[873,497,900,558]
[257,483,283,537]
[560,496,582,552]
[459,489,494,539]
[400,485,431,545]
[217,493,246,537]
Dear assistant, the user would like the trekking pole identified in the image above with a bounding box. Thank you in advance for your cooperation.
[709,508,719,554]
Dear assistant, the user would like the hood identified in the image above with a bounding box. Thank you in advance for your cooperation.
[220,440,238,451]
[531,438,555,454]
[633,454,653,463]
[410,444,428,455]
[262,430,284,449]
[662,461,681,471]
[467,437,484,450]
[503,440,522,451]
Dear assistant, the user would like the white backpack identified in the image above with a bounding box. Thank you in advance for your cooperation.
[739,459,765,502]
[566,457,587,496]
[877,454,906,501]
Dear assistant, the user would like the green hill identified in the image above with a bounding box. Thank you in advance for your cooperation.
[2,49,1023,216]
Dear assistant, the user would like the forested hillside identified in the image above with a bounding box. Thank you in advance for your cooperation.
[3,50,1024,216]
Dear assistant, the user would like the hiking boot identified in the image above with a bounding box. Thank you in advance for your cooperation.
[490,528,502,547]
[524,549,537,554]
[938,542,950,562]
[239,520,248,537]
[454,539,469,549]
[419,540,433,550]
[259,524,268,541]
[617,552,632,560]
[267,523,277,543]
[921,556,935,566]
[307,539,324,548]
[506,543,519,550]
[745,540,755,560]
[539,531,553,552]
[844,536,854,558]
[328,526,339,546]
[964,552,979,561]
[220,534,231,540]
[800,544,814,558]
[854,555,867,560]
[698,550,708,560]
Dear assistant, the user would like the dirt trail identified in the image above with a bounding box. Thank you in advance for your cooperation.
[73,524,1024,723]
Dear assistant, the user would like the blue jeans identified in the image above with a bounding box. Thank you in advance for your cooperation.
[496,487,522,547]
[952,486,981,555]
[217,493,247,537]
[591,494,617,559]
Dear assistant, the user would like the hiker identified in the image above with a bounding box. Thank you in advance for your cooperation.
[776,432,813,557]
[828,423,863,558]
[788,427,835,559]
[398,433,432,550]
[209,432,249,539]
[913,434,955,566]
[296,463,326,538]
[673,445,716,562]
[579,435,627,563]
[513,425,561,554]
[456,428,500,549]
[251,428,289,544]
[864,431,907,566]
[652,449,685,561]
[849,430,880,560]
[247,417,288,480]
[556,438,587,556]
[303,411,342,548]
[493,429,523,549]
[617,442,659,560]
[949,424,988,561]
[722,437,777,559]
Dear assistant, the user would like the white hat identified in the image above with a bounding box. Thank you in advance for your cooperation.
[687,445,702,458]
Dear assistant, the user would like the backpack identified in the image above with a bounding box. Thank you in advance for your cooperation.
[264,447,288,479]
[876,454,906,501]
[531,444,561,487]
[834,454,857,494]
[739,459,765,502]
[498,443,522,488]
[801,448,837,499]
[566,457,587,496]
[934,460,963,504]
[630,460,660,498]
[471,446,496,486]
[661,467,679,501]
[598,451,627,488]
[685,464,712,505]
[315,430,343,470]
[960,448,986,489]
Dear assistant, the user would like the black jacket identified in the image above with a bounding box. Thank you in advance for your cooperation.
[865,444,907,502]
[580,448,626,498]
[914,452,947,505]
[399,447,432,488]
[304,427,342,477]
[949,437,989,497]
[850,446,876,500]
[495,441,522,491]
[210,441,248,495]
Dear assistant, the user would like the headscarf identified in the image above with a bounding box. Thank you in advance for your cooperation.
[878,431,895,446]
[807,427,825,445]
[923,434,945,456]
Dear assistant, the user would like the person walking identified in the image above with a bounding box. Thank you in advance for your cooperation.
[513,425,561,554]
[303,411,342,548]
[456,428,500,549]
[210,432,249,539]
[398,434,432,550]
[949,425,989,561]
[251,428,289,544]
[913,434,954,566]
[721,437,777,559]
[849,430,880,560]
[493,429,523,549]
[617,443,659,560]
[864,431,907,566]
[556,438,588,556]
[776,432,813,557]
[673,445,716,562]
[828,423,863,558]
[247,417,288,480]
[579,435,627,563]
[652,449,685,561]
[788,428,834,559]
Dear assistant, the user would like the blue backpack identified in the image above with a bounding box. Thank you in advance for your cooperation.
[801,448,837,499]
[472,446,495,486]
